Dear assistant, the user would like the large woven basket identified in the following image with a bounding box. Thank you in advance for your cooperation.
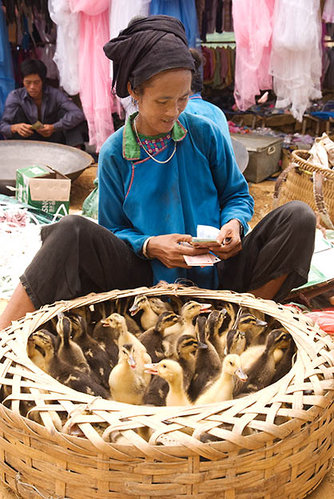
[0,284,334,498]
[273,149,334,229]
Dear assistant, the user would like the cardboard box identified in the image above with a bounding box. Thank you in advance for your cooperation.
[231,133,283,183]
[16,165,71,216]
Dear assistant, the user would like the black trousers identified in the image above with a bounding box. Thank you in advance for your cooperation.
[21,201,316,308]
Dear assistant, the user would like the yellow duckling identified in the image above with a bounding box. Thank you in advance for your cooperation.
[144,359,191,406]
[29,330,110,398]
[163,301,212,351]
[109,342,151,404]
[194,354,247,405]
[129,295,171,330]
[27,328,55,371]
[143,334,203,406]
[102,313,148,357]
[56,313,90,374]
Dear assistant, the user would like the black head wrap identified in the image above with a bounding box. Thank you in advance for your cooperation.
[103,15,195,98]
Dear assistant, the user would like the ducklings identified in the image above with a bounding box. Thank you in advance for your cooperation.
[144,359,191,406]
[129,295,172,330]
[237,329,293,394]
[232,308,267,347]
[205,308,228,358]
[225,329,247,355]
[56,313,90,374]
[143,334,203,406]
[109,342,151,404]
[138,311,180,362]
[194,354,247,405]
[70,314,113,389]
[188,316,222,402]
[29,330,110,398]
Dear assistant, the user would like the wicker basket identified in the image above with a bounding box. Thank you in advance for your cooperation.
[273,149,334,229]
[0,284,334,499]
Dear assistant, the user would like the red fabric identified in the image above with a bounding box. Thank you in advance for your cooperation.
[305,310,334,335]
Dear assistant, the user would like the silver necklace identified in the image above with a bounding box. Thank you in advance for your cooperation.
[133,117,177,164]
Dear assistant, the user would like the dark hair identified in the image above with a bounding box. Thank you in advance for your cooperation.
[20,59,47,81]
[189,48,203,94]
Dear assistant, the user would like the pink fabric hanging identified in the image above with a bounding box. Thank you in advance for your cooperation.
[69,0,114,151]
[232,0,275,111]
[323,0,334,22]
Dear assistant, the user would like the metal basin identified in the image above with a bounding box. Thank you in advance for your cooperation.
[0,140,94,195]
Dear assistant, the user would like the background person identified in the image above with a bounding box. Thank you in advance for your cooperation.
[0,59,87,148]
[0,15,316,331]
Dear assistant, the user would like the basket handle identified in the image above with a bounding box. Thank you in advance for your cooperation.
[313,171,334,229]
[273,159,334,229]
[273,161,297,209]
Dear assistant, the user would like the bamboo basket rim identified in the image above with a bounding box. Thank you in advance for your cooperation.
[291,149,334,178]
[1,283,334,460]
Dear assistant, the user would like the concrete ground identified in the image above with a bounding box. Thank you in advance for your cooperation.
[0,168,333,498]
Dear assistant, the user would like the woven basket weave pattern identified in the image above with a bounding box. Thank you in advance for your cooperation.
[275,149,334,228]
[0,285,333,498]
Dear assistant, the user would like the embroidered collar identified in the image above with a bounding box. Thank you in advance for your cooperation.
[188,93,203,100]
[123,112,187,160]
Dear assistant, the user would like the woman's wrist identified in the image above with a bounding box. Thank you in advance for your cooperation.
[142,237,153,259]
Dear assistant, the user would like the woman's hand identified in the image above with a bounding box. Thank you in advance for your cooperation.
[146,234,211,268]
[11,123,33,137]
[206,219,243,260]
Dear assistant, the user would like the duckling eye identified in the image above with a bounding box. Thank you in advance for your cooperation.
[162,363,167,368]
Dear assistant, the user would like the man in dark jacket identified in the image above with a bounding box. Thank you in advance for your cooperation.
[0,59,87,147]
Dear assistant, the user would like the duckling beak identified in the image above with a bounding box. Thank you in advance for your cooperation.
[144,363,159,375]
[256,318,267,327]
[198,341,208,350]
[101,319,110,327]
[199,303,212,313]
[127,354,136,369]
[129,304,139,316]
[235,368,248,382]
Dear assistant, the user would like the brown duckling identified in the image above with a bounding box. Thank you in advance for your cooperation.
[225,328,247,356]
[109,342,151,404]
[138,311,180,363]
[56,313,90,374]
[91,313,120,365]
[205,308,227,359]
[129,295,171,330]
[70,314,114,389]
[144,359,191,406]
[194,354,247,405]
[232,307,267,347]
[237,329,293,394]
[188,315,222,402]
[115,297,142,335]
[29,330,110,398]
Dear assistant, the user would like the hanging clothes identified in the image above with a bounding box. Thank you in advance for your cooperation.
[323,0,334,22]
[69,0,114,151]
[270,0,322,121]
[149,0,199,47]
[48,0,80,95]
[232,0,275,112]
[0,0,15,117]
